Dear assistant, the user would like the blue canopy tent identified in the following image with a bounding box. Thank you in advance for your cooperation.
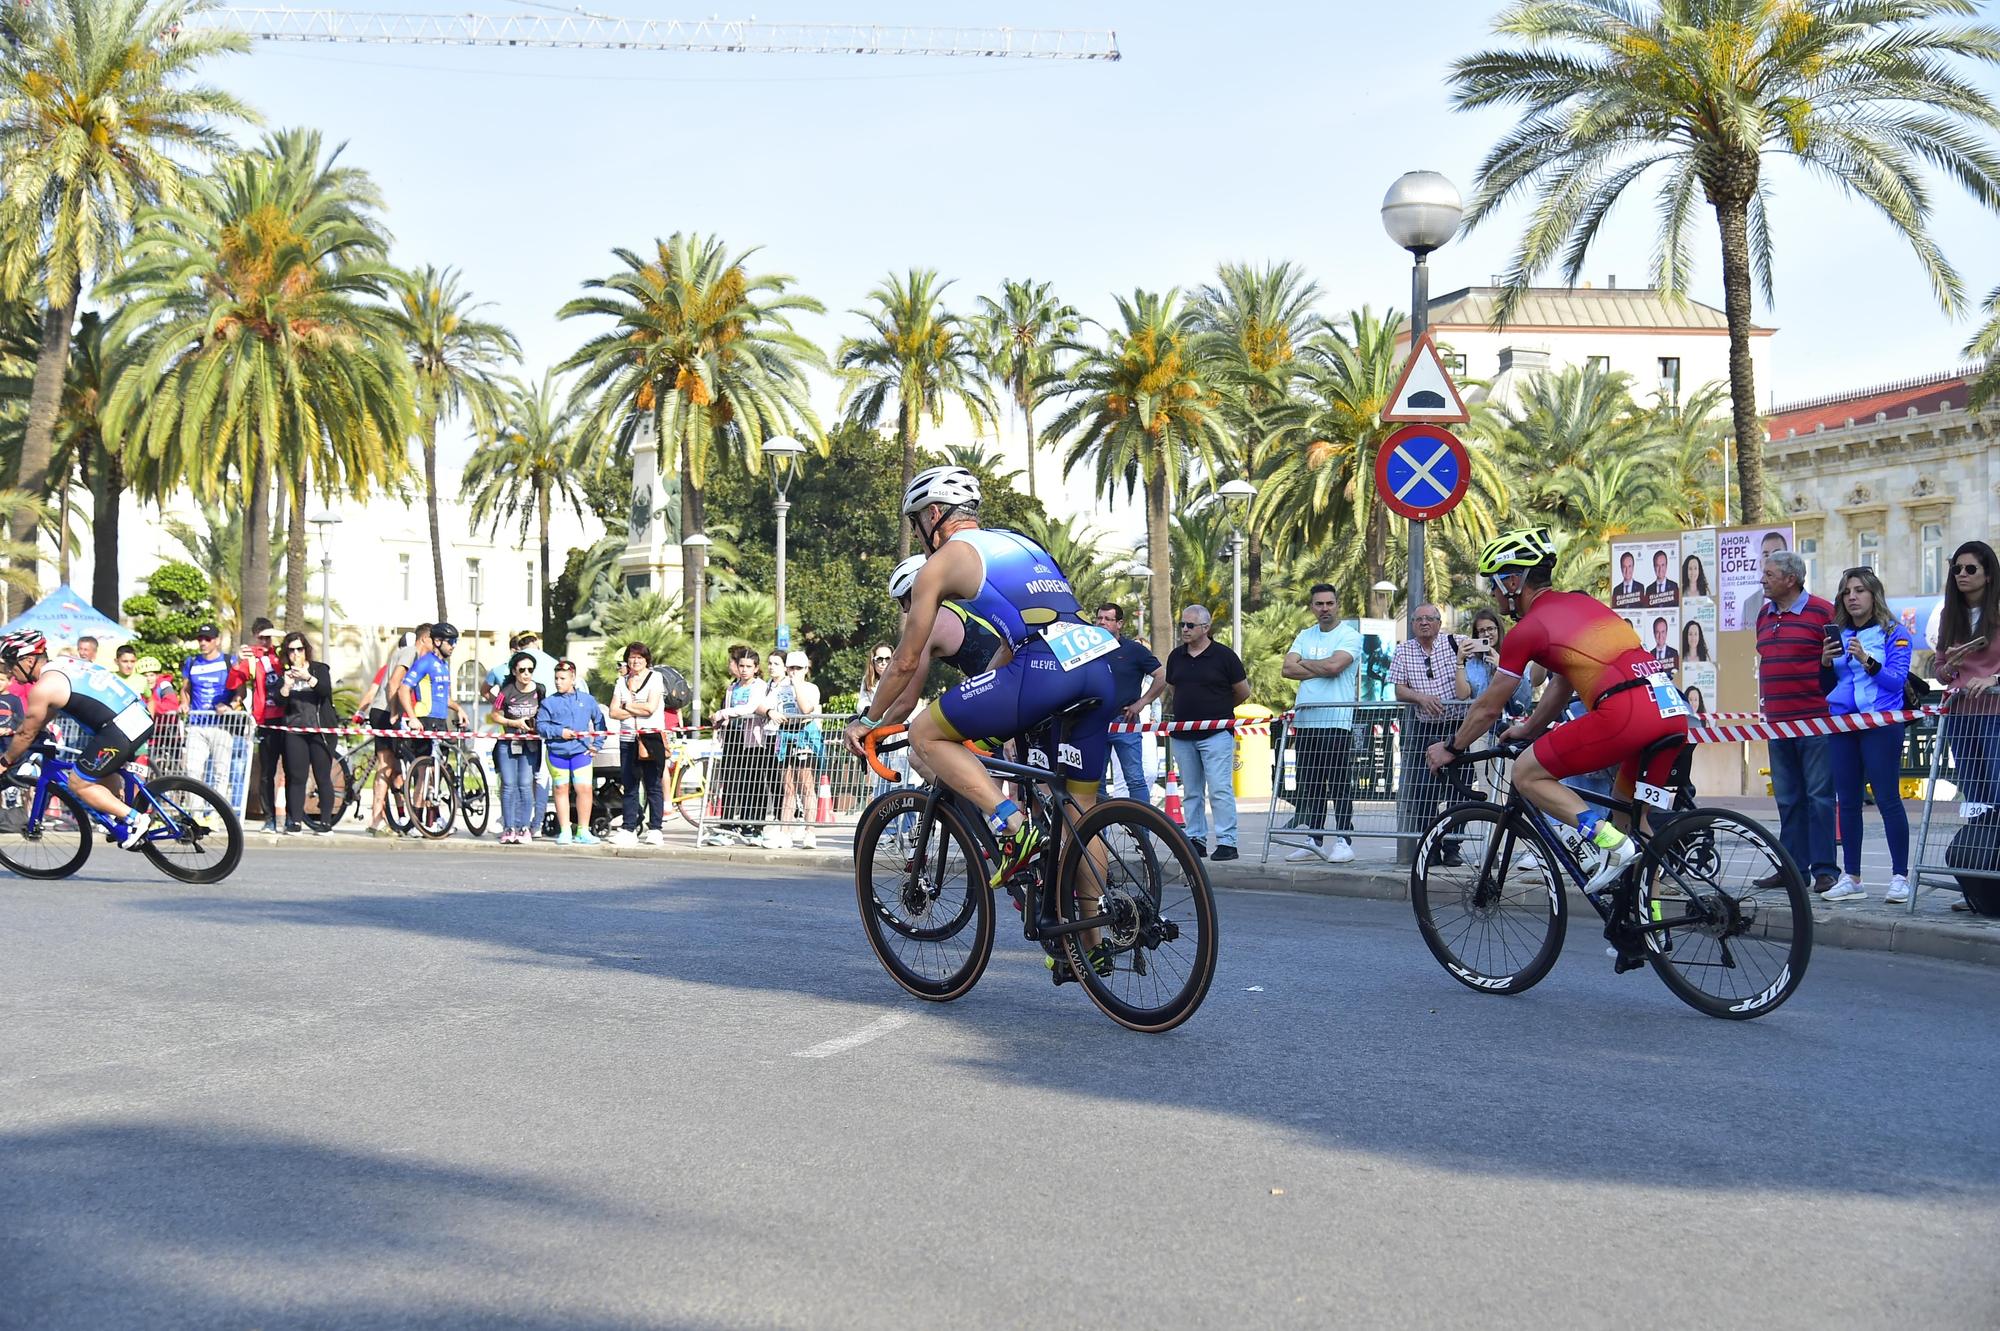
[0,583,127,651]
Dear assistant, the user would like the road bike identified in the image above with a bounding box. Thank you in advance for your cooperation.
[400,728,492,839]
[1415,736,1812,1020]
[312,727,378,831]
[854,706,1217,1033]
[0,742,243,884]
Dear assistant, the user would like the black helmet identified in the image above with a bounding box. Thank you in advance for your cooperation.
[431,621,460,644]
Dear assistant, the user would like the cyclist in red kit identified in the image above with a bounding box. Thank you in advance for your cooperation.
[1425,528,1691,890]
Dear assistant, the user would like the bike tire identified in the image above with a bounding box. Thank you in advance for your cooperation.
[406,756,457,839]
[853,788,994,1001]
[674,756,708,827]
[0,782,92,879]
[1637,808,1813,1020]
[1054,799,1218,1033]
[458,755,492,838]
[1411,802,1568,996]
[138,775,244,884]
[307,753,352,833]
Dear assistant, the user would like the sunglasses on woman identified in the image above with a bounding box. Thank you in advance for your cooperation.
[1955,562,1986,576]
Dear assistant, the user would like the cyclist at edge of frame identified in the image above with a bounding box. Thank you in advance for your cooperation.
[843,465,1123,902]
[0,630,157,848]
[1423,527,1692,892]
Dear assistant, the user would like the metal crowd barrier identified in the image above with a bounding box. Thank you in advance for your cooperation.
[1908,701,2000,914]
[696,711,878,847]
[1261,700,1482,865]
[146,711,260,817]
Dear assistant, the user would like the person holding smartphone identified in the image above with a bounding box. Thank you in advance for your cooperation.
[1933,541,2000,909]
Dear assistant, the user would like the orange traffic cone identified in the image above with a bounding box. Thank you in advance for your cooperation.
[1164,767,1185,826]
[815,773,833,824]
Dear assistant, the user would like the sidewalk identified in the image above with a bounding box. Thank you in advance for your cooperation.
[258,797,2000,970]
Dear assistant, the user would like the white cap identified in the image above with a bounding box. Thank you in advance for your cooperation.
[785,650,810,669]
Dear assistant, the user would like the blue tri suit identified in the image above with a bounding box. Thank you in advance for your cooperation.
[929,528,1119,794]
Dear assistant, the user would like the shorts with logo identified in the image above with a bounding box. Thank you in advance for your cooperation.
[932,640,1119,793]
[1533,680,1690,791]
[74,703,155,780]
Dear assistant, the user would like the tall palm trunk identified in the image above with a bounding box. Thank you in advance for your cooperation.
[9,289,79,614]
[1021,390,1037,502]
[241,458,273,634]
[895,401,917,561]
[680,445,706,615]
[90,440,122,617]
[56,479,72,584]
[1710,177,1764,525]
[423,412,449,620]
[285,472,310,633]
[536,482,552,640]
[1145,460,1173,665]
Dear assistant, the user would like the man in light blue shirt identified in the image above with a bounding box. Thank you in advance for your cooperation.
[1281,583,1363,864]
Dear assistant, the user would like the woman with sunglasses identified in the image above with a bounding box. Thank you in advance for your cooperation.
[491,652,545,843]
[1931,541,2000,909]
[1820,566,1914,903]
[275,632,335,835]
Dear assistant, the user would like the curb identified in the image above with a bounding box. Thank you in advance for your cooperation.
[246,833,2000,969]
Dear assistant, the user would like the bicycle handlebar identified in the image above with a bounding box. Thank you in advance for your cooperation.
[1434,738,1528,770]
[860,723,909,781]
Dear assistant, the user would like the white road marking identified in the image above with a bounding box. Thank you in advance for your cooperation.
[791,1012,913,1059]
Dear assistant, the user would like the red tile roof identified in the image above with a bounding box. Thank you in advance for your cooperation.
[1766,370,1971,441]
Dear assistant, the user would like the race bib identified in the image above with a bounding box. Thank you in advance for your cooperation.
[1646,673,1689,720]
[1042,621,1118,672]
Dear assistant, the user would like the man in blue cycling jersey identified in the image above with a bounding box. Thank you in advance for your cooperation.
[0,631,155,848]
[398,621,468,735]
[844,467,1121,925]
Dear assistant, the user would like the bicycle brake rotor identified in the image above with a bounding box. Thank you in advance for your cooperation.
[1097,887,1142,948]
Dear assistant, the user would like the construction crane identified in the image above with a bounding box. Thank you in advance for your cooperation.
[197,8,1122,60]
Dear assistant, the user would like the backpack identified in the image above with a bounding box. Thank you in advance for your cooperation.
[1944,808,2000,916]
[653,665,693,713]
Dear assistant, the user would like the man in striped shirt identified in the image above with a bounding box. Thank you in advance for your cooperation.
[1755,550,1838,892]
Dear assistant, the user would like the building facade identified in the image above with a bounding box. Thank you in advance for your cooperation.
[1763,368,1996,601]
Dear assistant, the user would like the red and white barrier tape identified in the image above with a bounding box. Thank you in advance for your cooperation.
[1687,705,1941,745]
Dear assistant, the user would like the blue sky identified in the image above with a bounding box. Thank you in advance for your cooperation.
[212,0,2000,443]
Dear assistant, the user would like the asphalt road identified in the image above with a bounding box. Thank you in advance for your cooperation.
[3,848,1997,1329]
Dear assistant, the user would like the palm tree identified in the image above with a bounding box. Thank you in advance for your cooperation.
[1044,290,1230,662]
[1192,261,1326,605]
[388,264,519,622]
[0,490,52,606]
[838,269,996,559]
[1451,0,2000,524]
[0,0,251,613]
[101,128,414,635]
[1965,287,2000,409]
[975,278,1081,504]
[164,500,246,625]
[560,232,825,608]
[461,372,590,638]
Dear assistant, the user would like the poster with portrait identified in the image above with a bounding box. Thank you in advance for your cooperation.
[1637,608,1682,672]
[1717,525,1796,632]
[1680,661,1717,718]
[1677,596,1717,673]
[1609,540,1650,610]
[1640,537,1682,609]
[1677,529,1717,604]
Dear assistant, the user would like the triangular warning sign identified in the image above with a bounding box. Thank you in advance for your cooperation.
[1381,331,1470,423]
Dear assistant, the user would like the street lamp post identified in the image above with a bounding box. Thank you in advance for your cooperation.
[1381,170,1463,636]
[763,436,807,652]
[1217,479,1257,649]
[309,512,342,657]
[1120,561,1153,643]
[683,533,714,728]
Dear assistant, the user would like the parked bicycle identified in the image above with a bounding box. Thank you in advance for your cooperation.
[1414,736,1811,1020]
[399,729,492,839]
[854,707,1217,1034]
[0,743,242,883]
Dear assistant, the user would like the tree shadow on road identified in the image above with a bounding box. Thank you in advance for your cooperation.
[0,1119,728,1331]
[130,863,2000,1204]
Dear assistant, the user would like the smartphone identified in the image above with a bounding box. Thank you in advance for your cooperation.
[1948,635,1989,660]
[1822,622,1844,646]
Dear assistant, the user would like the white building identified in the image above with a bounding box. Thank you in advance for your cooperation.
[1405,283,1775,412]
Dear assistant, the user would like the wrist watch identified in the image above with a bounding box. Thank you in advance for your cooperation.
[1444,740,1465,757]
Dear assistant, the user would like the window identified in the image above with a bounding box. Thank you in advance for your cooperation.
[1586,355,1610,374]
[466,557,483,606]
[1800,536,1819,594]
[1922,522,1946,596]
[1857,531,1880,573]
[526,561,536,607]
[455,658,484,704]
[1658,356,1681,403]
[399,552,411,600]
[1442,350,1467,377]
[625,572,650,595]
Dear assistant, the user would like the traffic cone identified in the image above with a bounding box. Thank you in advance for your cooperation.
[815,773,833,824]
[1164,767,1185,826]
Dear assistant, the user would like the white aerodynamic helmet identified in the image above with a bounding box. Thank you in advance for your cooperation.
[901,465,981,518]
[888,555,927,600]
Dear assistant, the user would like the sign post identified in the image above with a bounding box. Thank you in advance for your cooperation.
[1377,333,1470,626]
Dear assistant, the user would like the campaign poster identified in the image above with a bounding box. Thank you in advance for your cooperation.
[1641,537,1682,609]
[1678,597,1717,669]
[1609,540,1649,610]
[1680,660,1717,717]
[1717,525,1795,632]
[1639,608,1682,673]
[1677,529,1717,604]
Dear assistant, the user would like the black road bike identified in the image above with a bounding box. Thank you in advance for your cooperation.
[853,705,1218,1033]
[1415,736,1812,1020]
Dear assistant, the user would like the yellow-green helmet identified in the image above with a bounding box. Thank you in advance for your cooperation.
[1477,527,1558,576]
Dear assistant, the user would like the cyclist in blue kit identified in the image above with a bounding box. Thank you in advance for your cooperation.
[844,466,1121,898]
[0,630,155,847]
